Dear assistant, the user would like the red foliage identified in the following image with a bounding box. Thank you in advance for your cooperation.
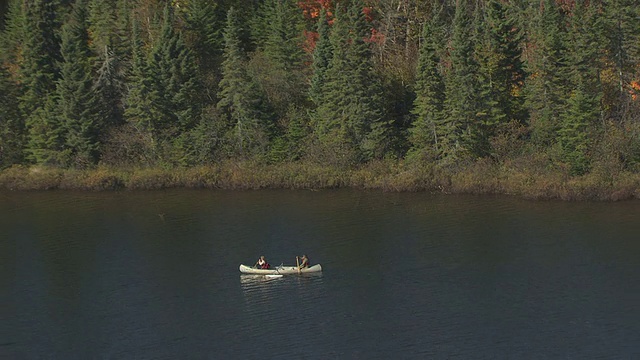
[367,28,385,44]
[298,0,333,19]
[631,80,640,100]
[362,6,374,22]
[303,30,320,53]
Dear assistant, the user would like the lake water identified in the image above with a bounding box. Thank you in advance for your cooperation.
[1,189,639,358]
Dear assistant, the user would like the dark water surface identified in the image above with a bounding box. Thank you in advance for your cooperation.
[1,189,638,359]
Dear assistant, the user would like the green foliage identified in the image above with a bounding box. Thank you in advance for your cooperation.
[601,0,640,104]
[557,1,604,175]
[523,0,571,146]
[309,7,332,106]
[409,8,445,160]
[217,7,274,159]
[443,0,480,161]
[20,0,68,164]
[147,4,201,132]
[56,0,100,166]
[180,0,225,101]
[475,0,526,139]
[25,95,67,165]
[0,65,24,167]
[0,0,25,67]
[559,87,596,175]
[0,0,638,184]
[123,17,154,133]
[314,1,389,163]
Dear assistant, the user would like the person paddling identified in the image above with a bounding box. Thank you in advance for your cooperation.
[297,254,309,269]
[255,255,270,269]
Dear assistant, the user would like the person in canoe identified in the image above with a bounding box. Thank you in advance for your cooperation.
[298,254,309,269]
[255,255,270,269]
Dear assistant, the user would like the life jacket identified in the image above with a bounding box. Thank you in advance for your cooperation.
[258,259,270,269]
[301,257,309,268]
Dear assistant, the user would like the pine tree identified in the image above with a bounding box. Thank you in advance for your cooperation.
[309,7,332,106]
[147,4,201,134]
[314,1,388,162]
[217,7,273,158]
[181,0,225,103]
[523,0,571,147]
[443,0,481,160]
[261,0,305,72]
[409,9,445,160]
[558,0,603,174]
[87,0,127,130]
[602,0,640,106]
[0,0,25,69]
[56,0,100,166]
[88,0,117,55]
[0,64,24,167]
[21,0,66,164]
[124,17,154,133]
[475,0,526,138]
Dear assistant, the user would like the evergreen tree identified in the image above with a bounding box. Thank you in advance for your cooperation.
[475,0,526,139]
[602,0,640,106]
[0,0,25,68]
[25,94,66,164]
[443,0,481,160]
[88,0,117,55]
[88,0,127,130]
[124,17,154,132]
[558,0,603,174]
[21,0,65,164]
[253,0,308,162]
[309,7,332,106]
[523,0,571,146]
[181,0,225,101]
[56,0,100,166]
[314,1,388,162]
[147,4,201,134]
[0,65,24,167]
[217,7,273,158]
[409,9,445,159]
[261,0,305,72]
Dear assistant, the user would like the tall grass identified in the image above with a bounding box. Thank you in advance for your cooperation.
[1,160,639,200]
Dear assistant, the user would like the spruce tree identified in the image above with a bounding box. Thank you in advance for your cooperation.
[314,1,388,162]
[558,0,603,174]
[181,0,224,87]
[475,0,526,136]
[309,7,332,107]
[261,0,305,72]
[409,10,445,160]
[124,17,154,133]
[21,0,65,164]
[0,64,24,167]
[443,0,481,160]
[523,0,570,147]
[56,0,100,166]
[217,7,273,158]
[0,0,25,68]
[147,4,201,134]
[602,0,640,105]
[88,0,117,55]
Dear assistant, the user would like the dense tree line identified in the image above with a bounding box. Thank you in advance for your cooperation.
[1,0,639,177]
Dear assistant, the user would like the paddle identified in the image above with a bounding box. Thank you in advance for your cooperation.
[296,256,301,274]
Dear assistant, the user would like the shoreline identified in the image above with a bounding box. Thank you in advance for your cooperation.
[1,161,639,201]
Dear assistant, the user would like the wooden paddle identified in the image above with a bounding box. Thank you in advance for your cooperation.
[296,256,301,274]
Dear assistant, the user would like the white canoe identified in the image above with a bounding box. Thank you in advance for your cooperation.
[239,264,322,275]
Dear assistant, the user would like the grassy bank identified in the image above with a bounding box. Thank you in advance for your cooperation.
[1,160,639,201]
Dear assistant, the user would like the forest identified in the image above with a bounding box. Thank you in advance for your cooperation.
[1,0,640,199]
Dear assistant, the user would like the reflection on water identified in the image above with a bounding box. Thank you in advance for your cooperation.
[1,190,639,358]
